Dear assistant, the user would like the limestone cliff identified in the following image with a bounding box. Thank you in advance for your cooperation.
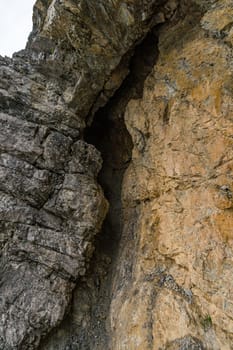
[1,0,233,349]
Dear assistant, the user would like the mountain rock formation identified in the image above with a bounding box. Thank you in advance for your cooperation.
[1,0,233,349]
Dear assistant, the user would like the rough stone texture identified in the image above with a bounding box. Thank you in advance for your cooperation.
[110,1,233,349]
[28,0,178,120]
[0,0,180,349]
[0,54,108,349]
[2,0,233,349]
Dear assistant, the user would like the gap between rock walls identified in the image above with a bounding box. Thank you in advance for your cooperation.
[38,25,161,350]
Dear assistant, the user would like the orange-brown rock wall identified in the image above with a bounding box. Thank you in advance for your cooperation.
[110,1,233,349]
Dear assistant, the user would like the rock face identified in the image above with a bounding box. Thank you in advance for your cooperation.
[1,0,233,349]
[0,50,108,348]
[0,0,178,348]
[111,1,233,348]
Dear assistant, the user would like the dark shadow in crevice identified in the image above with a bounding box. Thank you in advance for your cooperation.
[84,28,160,265]
[39,27,159,350]
[80,28,160,349]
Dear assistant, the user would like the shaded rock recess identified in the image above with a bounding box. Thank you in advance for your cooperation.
[2,1,233,349]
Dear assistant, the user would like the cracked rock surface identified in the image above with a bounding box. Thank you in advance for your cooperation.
[0,0,179,348]
[0,54,108,349]
[110,1,233,349]
[2,0,233,349]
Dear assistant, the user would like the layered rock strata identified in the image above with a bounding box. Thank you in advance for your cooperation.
[0,52,108,349]
[0,0,179,348]
[2,0,233,349]
[41,1,233,349]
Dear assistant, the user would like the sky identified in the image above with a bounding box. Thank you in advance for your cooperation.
[0,0,35,57]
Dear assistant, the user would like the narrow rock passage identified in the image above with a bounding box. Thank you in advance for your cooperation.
[39,27,160,350]
[0,1,179,348]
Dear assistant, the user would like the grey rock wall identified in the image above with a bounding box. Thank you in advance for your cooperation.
[0,0,179,348]
[0,55,108,349]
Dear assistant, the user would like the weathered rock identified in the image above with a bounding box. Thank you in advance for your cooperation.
[109,1,233,349]
[28,0,178,119]
[0,0,180,348]
[2,0,233,349]
[0,47,108,349]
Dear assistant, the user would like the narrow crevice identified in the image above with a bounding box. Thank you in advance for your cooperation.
[39,26,160,350]
[85,28,160,251]
[79,27,160,349]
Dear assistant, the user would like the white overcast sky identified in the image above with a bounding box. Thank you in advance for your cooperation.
[0,0,35,57]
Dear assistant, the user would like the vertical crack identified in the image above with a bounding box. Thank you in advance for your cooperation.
[39,26,160,350]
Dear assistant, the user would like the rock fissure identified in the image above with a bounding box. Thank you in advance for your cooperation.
[2,0,233,349]
[38,21,163,350]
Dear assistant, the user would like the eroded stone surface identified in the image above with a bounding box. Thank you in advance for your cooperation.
[0,0,179,349]
[110,1,233,349]
[2,0,233,349]
[28,0,178,119]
